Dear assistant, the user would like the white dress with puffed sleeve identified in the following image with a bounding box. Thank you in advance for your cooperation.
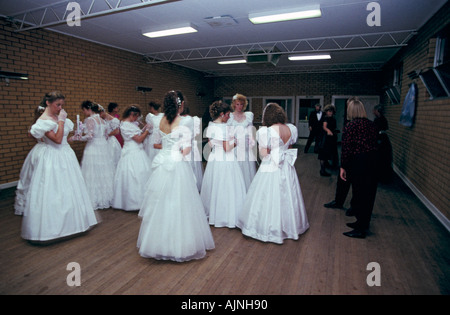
[79,115,114,210]
[112,121,152,211]
[227,112,257,190]
[106,117,122,168]
[21,118,98,241]
[237,123,309,244]
[200,122,246,228]
[137,117,214,262]
[143,113,164,164]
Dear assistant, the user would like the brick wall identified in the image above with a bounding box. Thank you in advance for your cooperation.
[380,2,450,219]
[0,18,214,185]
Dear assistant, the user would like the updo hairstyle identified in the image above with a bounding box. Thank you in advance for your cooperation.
[40,91,65,107]
[209,100,231,120]
[163,90,183,124]
[122,105,142,119]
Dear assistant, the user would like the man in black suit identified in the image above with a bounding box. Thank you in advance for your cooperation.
[304,104,323,153]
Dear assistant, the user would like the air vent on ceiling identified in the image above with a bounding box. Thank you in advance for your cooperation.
[204,15,238,28]
[245,47,281,68]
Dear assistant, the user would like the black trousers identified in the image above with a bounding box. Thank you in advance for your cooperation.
[346,151,378,230]
[335,175,351,207]
[304,128,321,153]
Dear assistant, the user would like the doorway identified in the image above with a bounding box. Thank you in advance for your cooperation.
[297,96,324,138]
[263,97,295,124]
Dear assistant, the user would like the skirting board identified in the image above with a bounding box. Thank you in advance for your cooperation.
[0,180,18,190]
[393,164,450,232]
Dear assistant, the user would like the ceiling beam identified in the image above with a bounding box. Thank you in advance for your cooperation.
[7,0,174,32]
[143,30,417,64]
[204,62,386,77]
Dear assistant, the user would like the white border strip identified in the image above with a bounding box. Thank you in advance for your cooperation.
[393,165,450,232]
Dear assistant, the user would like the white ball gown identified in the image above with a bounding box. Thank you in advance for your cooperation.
[137,118,214,262]
[79,114,114,210]
[237,124,309,244]
[192,116,204,191]
[227,112,257,191]
[105,117,122,169]
[143,112,164,164]
[181,115,204,191]
[14,139,45,215]
[200,122,246,228]
[112,121,151,211]
[21,118,98,241]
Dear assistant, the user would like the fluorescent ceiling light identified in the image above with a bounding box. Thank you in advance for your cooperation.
[143,23,198,38]
[249,5,321,24]
[288,54,331,61]
[218,59,247,65]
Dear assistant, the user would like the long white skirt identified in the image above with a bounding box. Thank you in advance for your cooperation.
[14,142,46,215]
[21,144,98,241]
[81,138,114,210]
[112,143,151,211]
[237,161,309,244]
[201,151,246,228]
[137,155,214,262]
[107,135,122,169]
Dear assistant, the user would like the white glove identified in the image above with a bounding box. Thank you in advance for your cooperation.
[58,109,67,122]
[143,123,152,132]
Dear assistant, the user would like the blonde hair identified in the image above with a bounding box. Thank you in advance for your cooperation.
[323,104,336,114]
[231,93,248,111]
[347,99,367,120]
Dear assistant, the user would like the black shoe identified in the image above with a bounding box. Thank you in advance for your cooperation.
[320,170,331,177]
[324,200,344,209]
[343,229,366,239]
[345,207,355,216]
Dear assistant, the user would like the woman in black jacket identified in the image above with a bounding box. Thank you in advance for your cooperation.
[340,99,379,238]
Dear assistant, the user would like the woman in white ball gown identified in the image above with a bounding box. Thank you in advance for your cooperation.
[143,101,164,165]
[14,105,46,216]
[227,93,257,191]
[112,105,151,211]
[137,91,214,262]
[73,101,114,210]
[179,97,203,192]
[21,91,98,242]
[237,103,309,244]
[201,100,246,228]
[100,105,122,169]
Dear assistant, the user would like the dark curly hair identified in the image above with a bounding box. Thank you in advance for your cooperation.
[148,101,161,111]
[262,103,287,126]
[80,100,101,113]
[81,100,93,110]
[163,90,183,124]
[122,105,141,119]
[209,100,231,120]
[108,102,118,113]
